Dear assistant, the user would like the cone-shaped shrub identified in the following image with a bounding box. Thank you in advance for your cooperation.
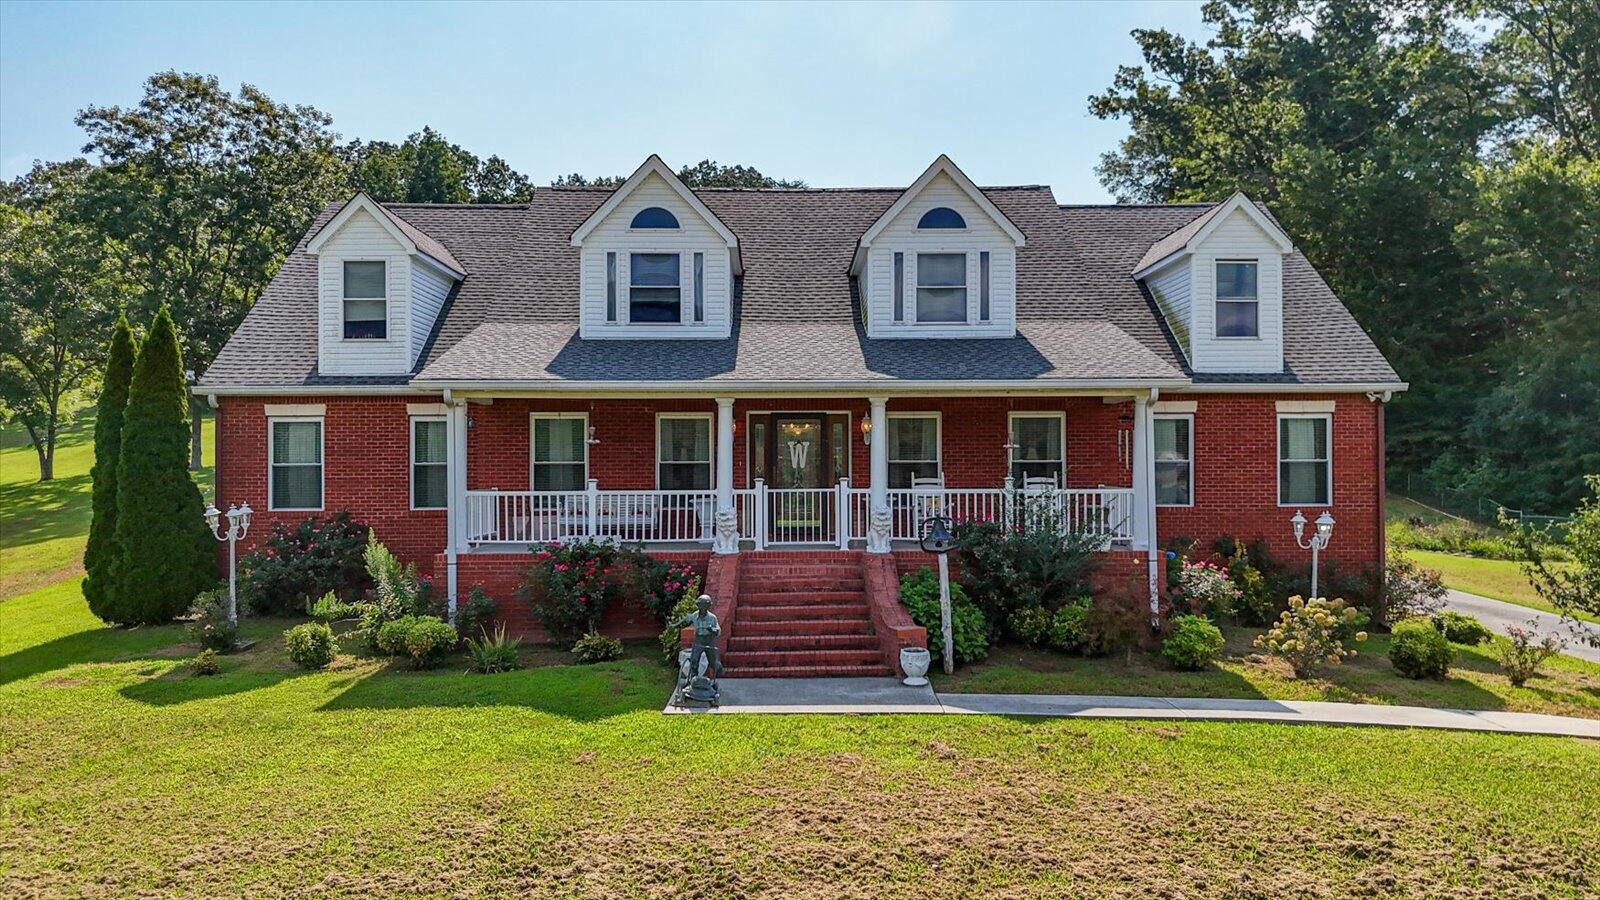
[109,307,215,624]
[83,313,137,623]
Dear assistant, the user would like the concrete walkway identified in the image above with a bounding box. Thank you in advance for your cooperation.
[1444,588,1600,663]
[664,677,1599,739]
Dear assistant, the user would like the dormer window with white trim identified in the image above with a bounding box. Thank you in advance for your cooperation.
[630,206,679,229]
[1216,260,1259,338]
[916,253,968,323]
[918,207,966,229]
[342,260,387,339]
[629,252,681,323]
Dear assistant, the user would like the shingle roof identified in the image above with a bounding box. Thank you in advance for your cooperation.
[199,185,1401,391]
[380,204,466,276]
[1133,202,1224,273]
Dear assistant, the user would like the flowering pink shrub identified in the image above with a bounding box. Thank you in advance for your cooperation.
[1175,560,1242,619]
[517,540,630,643]
[239,512,370,615]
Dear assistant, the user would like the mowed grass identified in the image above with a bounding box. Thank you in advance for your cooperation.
[0,411,213,599]
[1409,548,1600,624]
[2,581,1598,898]
[937,627,1600,719]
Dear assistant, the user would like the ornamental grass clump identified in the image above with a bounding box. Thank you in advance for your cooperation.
[1253,596,1367,679]
[466,624,521,674]
[572,631,624,663]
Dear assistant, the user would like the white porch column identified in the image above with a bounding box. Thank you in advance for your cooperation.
[713,397,738,554]
[867,396,890,553]
[444,396,469,623]
[1131,391,1161,616]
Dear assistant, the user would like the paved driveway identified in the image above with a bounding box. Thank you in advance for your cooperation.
[1443,589,1600,664]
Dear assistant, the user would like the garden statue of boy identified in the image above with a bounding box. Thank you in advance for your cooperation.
[681,594,724,681]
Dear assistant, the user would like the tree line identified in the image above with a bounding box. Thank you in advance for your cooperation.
[0,71,801,481]
[1089,0,1598,512]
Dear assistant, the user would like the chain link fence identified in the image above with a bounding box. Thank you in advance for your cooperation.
[1391,473,1569,534]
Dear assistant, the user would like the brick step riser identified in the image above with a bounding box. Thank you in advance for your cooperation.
[724,649,887,667]
[729,635,881,652]
[734,619,873,636]
[736,578,866,592]
[737,592,867,606]
[723,666,894,678]
[738,605,873,622]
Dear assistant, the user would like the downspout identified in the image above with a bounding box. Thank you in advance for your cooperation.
[444,389,461,624]
[1375,395,1387,569]
[1145,388,1160,620]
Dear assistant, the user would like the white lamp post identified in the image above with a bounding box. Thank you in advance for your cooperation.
[205,501,253,626]
[1290,510,1335,599]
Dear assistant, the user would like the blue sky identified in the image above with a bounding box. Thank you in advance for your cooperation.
[0,0,1207,201]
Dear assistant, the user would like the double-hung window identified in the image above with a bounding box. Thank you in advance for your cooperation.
[1215,261,1259,338]
[916,253,967,323]
[1278,414,1331,505]
[1009,413,1064,484]
[410,417,447,509]
[1154,414,1193,506]
[629,252,681,323]
[657,415,712,491]
[887,414,940,488]
[269,418,323,510]
[531,414,587,491]
[342,260,387,339]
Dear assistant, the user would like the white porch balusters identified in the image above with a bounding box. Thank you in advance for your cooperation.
[836,477,851,550]
[867,396,890,553]
[713,397,738,554]
[752,478,768,551]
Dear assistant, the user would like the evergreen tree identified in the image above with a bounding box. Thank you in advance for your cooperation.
[109,306,214,624]
[82,313,137,622]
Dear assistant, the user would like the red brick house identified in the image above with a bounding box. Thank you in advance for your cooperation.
[200,156,1404,675]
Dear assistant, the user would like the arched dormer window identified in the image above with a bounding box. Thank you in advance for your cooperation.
[630,206,680,229]
[917,207,966,229]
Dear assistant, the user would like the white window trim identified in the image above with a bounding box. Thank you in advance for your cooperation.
[625,250,684,327]
[1007,411,1066,484]
[409,415,448,511]
[1154,412,1194,508]
[916,206,970,232]
[340,258,390,342]
[912,250,971,326]
[655,412,714,491]
[529,412,590,492]
[1214,258,1261,341]
[887,412,942,486]
[1277,412,1333,507]
[267,416,325,512]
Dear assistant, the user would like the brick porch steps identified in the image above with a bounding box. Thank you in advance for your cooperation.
[725,551,893,677]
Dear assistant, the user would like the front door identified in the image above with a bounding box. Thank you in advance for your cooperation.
[757,414,835,543]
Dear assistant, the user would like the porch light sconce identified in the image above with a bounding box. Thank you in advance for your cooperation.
[1290,510,1335,599]
[860,417,872,445]
[586,424,601,446]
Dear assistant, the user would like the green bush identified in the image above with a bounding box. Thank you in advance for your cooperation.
[899,567,987,666]
[517,540,629,644]
[954,512,1101,624]
[108,306,214,625]
[572,631,625,663]
[1162,615,1225,670]
[1005,605,1054,647]
[1048,597,1093,653]
[84,313,136,624]
[657,578,704,663]
[1389,619,1454,679]
[637,559,703,622]
[1382,554,1449,622]
[285,622,336,670]
[239,513,371,616]
[1387,516,1549,561]
[451,586,497,644]
[185,587,238,652]
[190,649,221,676]
[1432,611,1492,645]
[466,624,521,674]
[364,530,432,621]
[308,591,360,623]
[376,615,456,669]
[1499,622,1564,686]
[1211,536,1286,625]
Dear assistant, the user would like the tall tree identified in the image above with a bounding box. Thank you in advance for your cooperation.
[83,313,136,622]
[108,306,214,625]
[344,128,535,203]
[74,72,349,468]
[0,162,122,480]
[1482,0,1600,159]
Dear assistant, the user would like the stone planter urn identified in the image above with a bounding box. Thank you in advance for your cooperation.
[899,647,931,686]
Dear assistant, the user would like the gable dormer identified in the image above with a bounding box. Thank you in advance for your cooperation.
[1134,193,1292,374]
[570,155,739,340]
[305,194,464,376]
[852,155,1026,339]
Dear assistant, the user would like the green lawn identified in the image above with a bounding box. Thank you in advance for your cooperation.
[937,627,1600,719]
[0,411,213,599]
[1408,548,1600,625]
[2,579,1598,898]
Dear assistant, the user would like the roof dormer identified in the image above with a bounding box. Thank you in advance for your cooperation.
[570,155,739,340]
[1135,192,1293,375]
[852,155,1026,339]
[305,194,464,376]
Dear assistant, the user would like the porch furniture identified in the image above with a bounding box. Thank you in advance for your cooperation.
[911,474,947,523]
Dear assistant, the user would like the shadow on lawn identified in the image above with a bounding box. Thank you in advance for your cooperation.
[118,663,301,706]
[0,621,183,687]
[316,659,672,722]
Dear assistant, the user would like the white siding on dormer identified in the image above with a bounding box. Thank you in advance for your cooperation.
[577,172,732,339]
[1145,257,1192,363]
[316,208,413,376]
[409,262,452,363]
[864,172,1017,338]
[1187,207,1284,373]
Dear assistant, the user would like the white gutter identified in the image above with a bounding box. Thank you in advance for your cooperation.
[407,377,1195,396]
[194,385,438,397]
[1171,381,1409,395]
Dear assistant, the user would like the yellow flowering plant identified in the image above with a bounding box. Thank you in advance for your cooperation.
[1253,595,1368,678]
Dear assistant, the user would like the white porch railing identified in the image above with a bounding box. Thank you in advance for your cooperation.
[465,480,1135,549]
